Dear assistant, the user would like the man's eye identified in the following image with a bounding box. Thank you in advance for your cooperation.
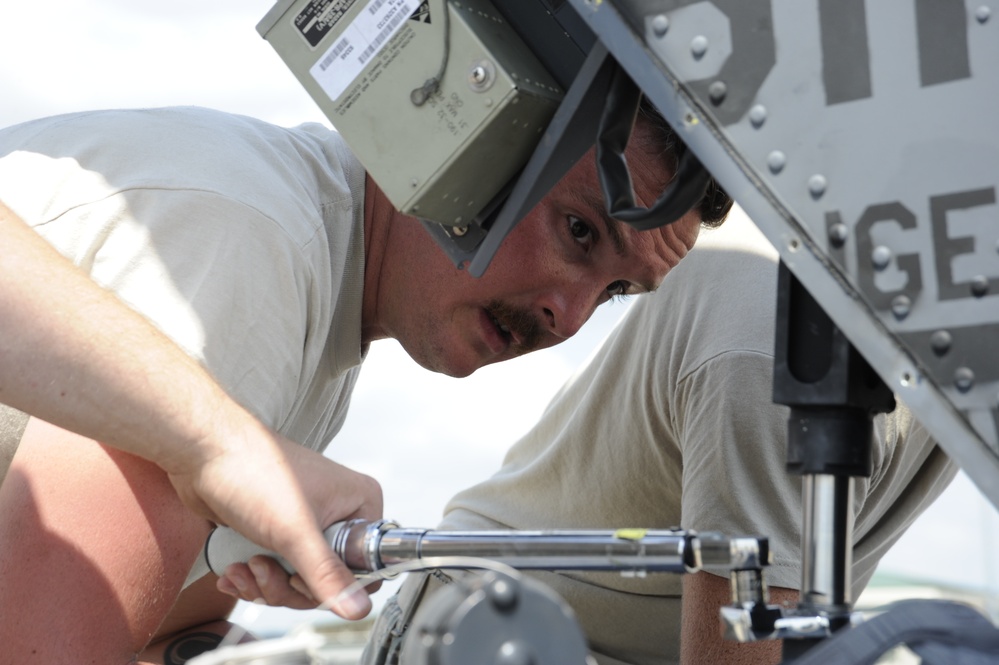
[568,216,592,243]
[606,280,629,298]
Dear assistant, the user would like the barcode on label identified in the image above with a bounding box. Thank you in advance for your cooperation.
[367,0,388,14]
[358,10,405,65]
[318,38,352,71]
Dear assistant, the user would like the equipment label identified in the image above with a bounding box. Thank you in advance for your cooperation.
[310,0,419,102]
[295,0,359,48]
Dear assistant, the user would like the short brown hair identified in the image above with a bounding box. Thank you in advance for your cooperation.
[637,97,733,229]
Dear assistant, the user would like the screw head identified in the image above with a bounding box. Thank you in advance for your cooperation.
[496,640,534,665]
[489,577,518,611]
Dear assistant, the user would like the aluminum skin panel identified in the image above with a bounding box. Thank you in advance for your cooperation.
[568,0,999,508]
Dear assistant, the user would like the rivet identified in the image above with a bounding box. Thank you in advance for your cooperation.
[871,245,892,270]
[767,151,786,174]
[828,222,849,248]
[496,640,533,665]
[890,295,911,320]
[955,367,975,393]
[808,174,827,198]
[708,81,727,105]
[930,330,952,356]
[976,5,991,22]
[489,578,518,611]
[651,14,670,37]
[691,35,709,59]
[410,178,419,188]
[749,104,767,128]
[971,275,989,297]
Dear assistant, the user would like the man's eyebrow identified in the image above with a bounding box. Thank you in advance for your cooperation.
[583,191,626,257]
[582,191,659,294]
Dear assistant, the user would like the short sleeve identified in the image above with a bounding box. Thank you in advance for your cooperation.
[33,188,320,432]
[675,350,804,589]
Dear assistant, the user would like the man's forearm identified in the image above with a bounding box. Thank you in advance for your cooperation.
[680,571,797,665]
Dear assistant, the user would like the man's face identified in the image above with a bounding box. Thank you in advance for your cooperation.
[376,122,702,377]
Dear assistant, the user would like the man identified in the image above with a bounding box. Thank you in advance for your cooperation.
[364,212,956,665]
[0,100,726,663]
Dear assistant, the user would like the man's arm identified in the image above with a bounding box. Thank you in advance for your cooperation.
[681,572,798,665]
[0,200,380,617]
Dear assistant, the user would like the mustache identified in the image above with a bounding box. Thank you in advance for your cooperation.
[486,300,544,353]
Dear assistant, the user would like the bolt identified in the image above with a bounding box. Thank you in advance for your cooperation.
[489,577,518,611]
[496,640,534,665]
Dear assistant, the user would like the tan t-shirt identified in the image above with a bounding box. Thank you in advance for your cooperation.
[430,213,956,664]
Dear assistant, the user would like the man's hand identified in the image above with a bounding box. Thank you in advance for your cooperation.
[162,414,383,618]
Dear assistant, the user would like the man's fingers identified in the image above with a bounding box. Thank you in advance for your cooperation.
[219,559,324,610]
[283,531,372,619]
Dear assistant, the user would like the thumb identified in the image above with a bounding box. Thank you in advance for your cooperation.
[280,525,372,619]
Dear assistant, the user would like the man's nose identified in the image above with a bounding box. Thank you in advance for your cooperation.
[538,287,597,340]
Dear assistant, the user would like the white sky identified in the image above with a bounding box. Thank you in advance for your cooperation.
[2,0,996,637]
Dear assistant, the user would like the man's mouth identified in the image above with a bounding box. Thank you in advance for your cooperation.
[488,310,514,343]
[483,301,543,354]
